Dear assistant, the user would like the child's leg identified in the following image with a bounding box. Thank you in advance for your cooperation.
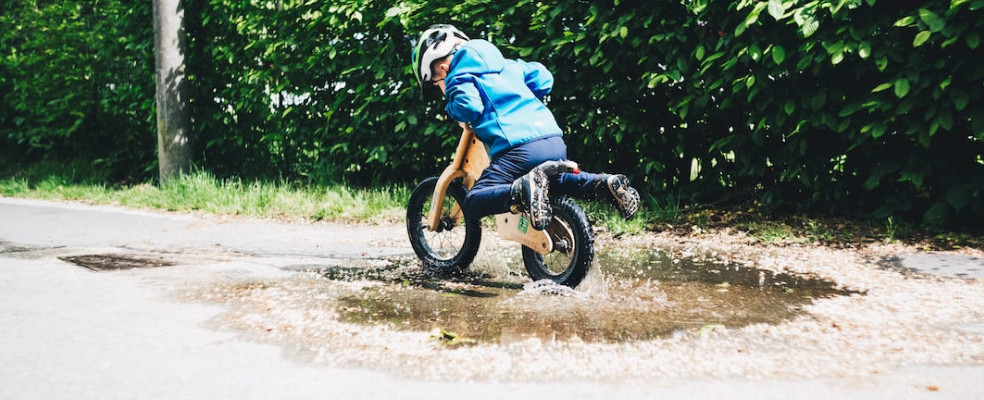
[463,173,512,219]
[552,170,608,199]
[463,143,550,219]
[529,137,638,218]
[552,171,640,220]
[462,137,563,225]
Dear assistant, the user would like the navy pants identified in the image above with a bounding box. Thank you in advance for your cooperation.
[463,135,605,220]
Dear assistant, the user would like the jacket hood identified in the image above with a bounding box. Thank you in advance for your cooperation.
[448,39,505,76]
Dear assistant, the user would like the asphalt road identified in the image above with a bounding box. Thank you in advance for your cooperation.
[1,197,982,399]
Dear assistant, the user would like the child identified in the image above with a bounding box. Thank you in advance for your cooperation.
[411,24,639,230]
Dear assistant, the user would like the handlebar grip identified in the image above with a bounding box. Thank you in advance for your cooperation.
[535,160,580,176]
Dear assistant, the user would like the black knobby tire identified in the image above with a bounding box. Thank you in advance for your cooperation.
[521,196,594,288]
[406,176,481,272]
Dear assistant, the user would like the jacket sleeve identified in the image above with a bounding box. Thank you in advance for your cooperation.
[444,76,484,124]
[520,60,554,99]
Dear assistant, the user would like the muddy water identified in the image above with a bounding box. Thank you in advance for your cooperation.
[322,246,854,345]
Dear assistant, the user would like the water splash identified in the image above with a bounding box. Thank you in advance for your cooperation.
[520,280,584,297]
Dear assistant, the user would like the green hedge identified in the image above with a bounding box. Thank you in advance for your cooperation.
[2,0,982,226]
[0,0,156,180]
[681,0,984,225]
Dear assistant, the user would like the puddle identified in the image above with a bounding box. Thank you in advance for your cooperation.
[60,254,175,271]
[314,247,855,345]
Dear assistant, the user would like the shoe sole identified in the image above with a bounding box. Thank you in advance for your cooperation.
[607,175,639,220]
[528,168,551,230]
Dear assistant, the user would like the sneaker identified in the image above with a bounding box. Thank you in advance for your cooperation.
[509,168,551,230]
[606,174,639,220]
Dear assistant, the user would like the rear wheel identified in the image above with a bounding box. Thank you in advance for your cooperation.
[406,176,481,272]
[521,196,594,288]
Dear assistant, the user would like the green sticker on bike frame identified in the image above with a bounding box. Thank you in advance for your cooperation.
[517,215,529,234]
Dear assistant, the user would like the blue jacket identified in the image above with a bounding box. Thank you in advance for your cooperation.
[444,40,563,159]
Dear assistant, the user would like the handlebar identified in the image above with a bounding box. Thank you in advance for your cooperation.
[535,160,580,176]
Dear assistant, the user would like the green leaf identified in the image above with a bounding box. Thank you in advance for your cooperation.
[837,118,852,133]
[799,15,819,37]
[945,185,972,211]
[810,90,826,110]
[876,56,889,71]
[913,30,932,47]
[951,0,972,9]
[768,0,786,20]
[702,51,725,65]
[974,113,984,137]
[954,93,970,111]
[858,41,871,59]
[795,56,812,71]
[893,16,916,27]
[967,32,980,49]
[918,8,945,32]
[573,43,587,56]
[747,86,761,102]
[772,45,786,64]
[894,78,910,98]
[785,99,796,115]
[938,109,954,131]
[939,76,952,91]
[863,170,882,189]
[871,124,887,138]
[923,202,950,225]
[677,102,690,119]
[695,45,706,60]
[839,102,861,117]
[746,2,766,25]
[620,26,628,39]
[899,168,926,188]
[871,82,892,92]
[749,44,762,61]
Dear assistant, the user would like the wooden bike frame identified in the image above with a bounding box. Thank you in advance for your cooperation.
[426,124,557,255]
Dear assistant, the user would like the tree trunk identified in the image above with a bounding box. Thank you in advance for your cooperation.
[152,0,192,183]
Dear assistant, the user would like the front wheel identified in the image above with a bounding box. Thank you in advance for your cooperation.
[521,196,594,288]
[406,176,481,272]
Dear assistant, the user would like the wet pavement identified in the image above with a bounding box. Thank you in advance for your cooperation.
[2,197,984,399]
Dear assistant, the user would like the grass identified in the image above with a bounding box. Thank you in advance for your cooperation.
[582,193,679,236]
[0,168,658,231]
[2,163,980,249]
[665,205,984,250]
[0,170,409,224]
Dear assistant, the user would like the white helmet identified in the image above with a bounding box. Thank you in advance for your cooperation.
[411,24,469,89]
